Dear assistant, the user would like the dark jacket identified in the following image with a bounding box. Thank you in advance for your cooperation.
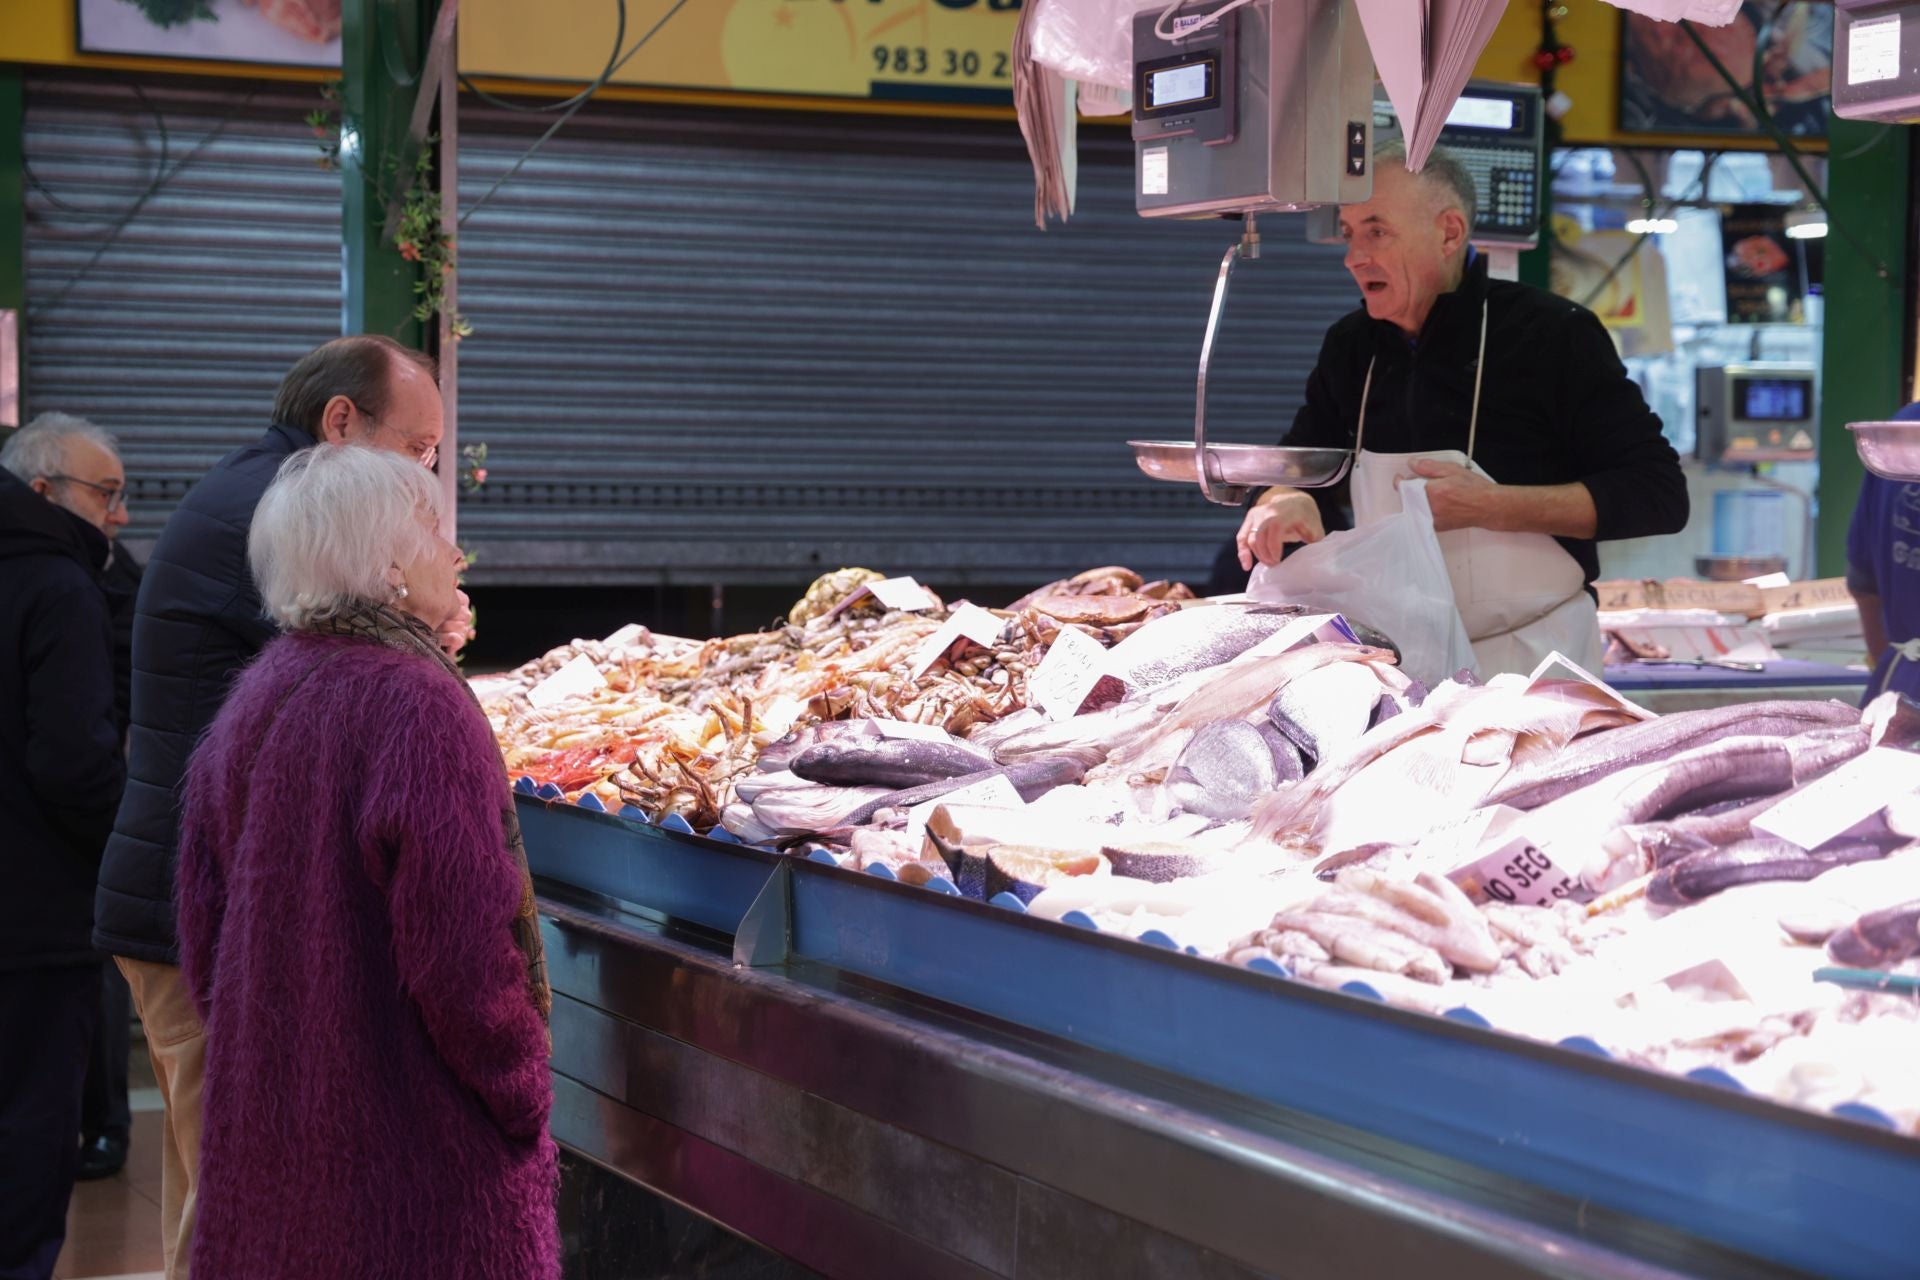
[103,544,144,737]
[1280,255,1690,588]
[0,468,125,969]
[94,423,309,963]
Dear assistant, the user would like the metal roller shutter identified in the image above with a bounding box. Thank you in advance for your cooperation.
[454,101,1357,588]
[24,72,1359,589]
[22,73,341,540]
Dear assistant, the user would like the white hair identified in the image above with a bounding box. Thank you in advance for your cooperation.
[1,412,120,483]
[1375,140,1478,233]
[249,444,443,630]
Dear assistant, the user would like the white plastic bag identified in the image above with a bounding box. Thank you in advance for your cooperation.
[1246,479,1477,687]
[1029,0,1169,90]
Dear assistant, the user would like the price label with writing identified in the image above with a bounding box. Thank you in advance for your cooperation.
[1029,626,1112,721]
[908,602,1006,679]
[875,719,956,743]
[1449,837,1580,907]
[527,653,607,709]
[867,576,939,612]
[1751,747,1920,850]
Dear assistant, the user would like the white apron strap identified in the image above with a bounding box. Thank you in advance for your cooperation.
[1353,355,1376,456]
[1466,298,1489,462]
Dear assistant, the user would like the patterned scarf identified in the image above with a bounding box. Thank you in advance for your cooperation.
[305,602,552,1026]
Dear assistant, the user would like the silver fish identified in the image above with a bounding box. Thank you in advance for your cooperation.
[841,754,1090,828]
[1101,602,1310,691]
[1482,699,1859,811]
[748,782,894,837]
[790,736,992,789]
[1166,719,1281,821]
[1649,838,1889,907]
[1267,661,1385,766]
[755,719,882,773]
[1826,899,1920,967]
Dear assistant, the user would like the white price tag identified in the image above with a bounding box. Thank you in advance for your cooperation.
[905,775,1023,844]
[1751,747,1920,850]
[907,602,1006,679]
[1029,626,1112,721]
[1526,651,1653,719]
[1449,835,1580,907]
[1849,14,1901,86]
[874,719,956,743]
[526,653,607,709]
[1142,146,1169,196]
[867,576,939,612]
[601,622,650,649]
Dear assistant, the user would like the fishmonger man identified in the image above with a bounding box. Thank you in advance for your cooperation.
[1236,142,1689,677]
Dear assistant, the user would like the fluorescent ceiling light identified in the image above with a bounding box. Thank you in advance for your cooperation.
[1626,218,1678,235]
[1784,220,1828,240]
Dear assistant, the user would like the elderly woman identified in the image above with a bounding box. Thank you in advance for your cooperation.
[176,446,556,1279]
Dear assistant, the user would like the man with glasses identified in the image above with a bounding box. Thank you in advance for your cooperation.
[0,413,127,1279]
[94,334,456,1280]
[4,414,146,1184]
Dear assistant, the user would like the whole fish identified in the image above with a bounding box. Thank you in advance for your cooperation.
[1101,602,1310,691]
[748,782,895,837]
[1482,699,1859,811]
[1267,661,1385,767]
[790,736,992,788]
[841,754,1090,828]
[756,719,882,773]
[1600,735,1795,827]
[1785,725,1870,782]
[1167,719,1280,821]
[1649,838,1890,907]
[1255,721,1307,784]
[1826,899,1920,967]
[1111,643,1396,768]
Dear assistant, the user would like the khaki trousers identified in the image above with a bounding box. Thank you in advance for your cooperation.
[117,957,205,1280]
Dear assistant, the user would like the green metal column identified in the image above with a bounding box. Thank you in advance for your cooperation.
[340,0,433,344]
[1817,119,1910,577]
[1,69,26,431]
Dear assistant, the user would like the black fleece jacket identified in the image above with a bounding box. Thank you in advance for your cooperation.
[0,469,125,969]
[1279,255,1691,587]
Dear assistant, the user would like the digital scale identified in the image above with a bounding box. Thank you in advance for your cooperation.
[1695,362,1820,464]
[1126,0,1375,504]
[1369,80,1545,247]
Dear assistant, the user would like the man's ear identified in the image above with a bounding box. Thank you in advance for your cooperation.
[28,477,53,499]
[318,395,356,445]
[1438,206,1470,260]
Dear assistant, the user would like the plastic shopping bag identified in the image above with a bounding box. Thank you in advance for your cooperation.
[1246,479,1477,687]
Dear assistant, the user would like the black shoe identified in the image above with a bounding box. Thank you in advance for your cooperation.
[76,1134,128,1181]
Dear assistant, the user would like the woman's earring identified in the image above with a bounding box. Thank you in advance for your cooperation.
[393,582,409,601]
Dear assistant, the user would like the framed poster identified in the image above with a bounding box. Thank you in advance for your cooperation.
[1618,3,1831,139]
[76,0,341,68]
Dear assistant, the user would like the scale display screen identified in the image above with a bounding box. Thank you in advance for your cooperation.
[1735,377,1813,422]
[1146,59,1214,109]
[1445,96,1515,131]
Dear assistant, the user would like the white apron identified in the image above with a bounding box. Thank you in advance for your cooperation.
[1347,302,1605,680]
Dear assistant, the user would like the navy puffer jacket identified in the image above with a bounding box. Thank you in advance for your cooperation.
[94,423,308,963]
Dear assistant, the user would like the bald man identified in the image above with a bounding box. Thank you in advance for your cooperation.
[1236,142,1688,677]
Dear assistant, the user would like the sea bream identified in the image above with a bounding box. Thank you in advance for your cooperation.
[1165,719,1282,821]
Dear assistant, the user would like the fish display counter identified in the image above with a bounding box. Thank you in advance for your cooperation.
[488,567,1920,1277]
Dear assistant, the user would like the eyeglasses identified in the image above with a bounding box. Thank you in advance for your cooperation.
[46,475,128,514]
[352,404,439,471]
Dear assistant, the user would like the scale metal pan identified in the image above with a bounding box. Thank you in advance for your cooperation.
[1128,441,1353,490]
[1850,421,1920,482]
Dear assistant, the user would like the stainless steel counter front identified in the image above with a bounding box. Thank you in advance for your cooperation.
[538,886,1801,1280]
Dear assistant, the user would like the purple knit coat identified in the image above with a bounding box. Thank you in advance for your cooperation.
[178,632,559,1280]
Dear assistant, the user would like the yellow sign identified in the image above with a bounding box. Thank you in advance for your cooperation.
[460,0,1022,103]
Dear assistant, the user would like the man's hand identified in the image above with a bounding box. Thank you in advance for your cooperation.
[1236,488,1325,570]
[1407,458,1496,533]
[1406,459,1599,539]
[437,588,474,659]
